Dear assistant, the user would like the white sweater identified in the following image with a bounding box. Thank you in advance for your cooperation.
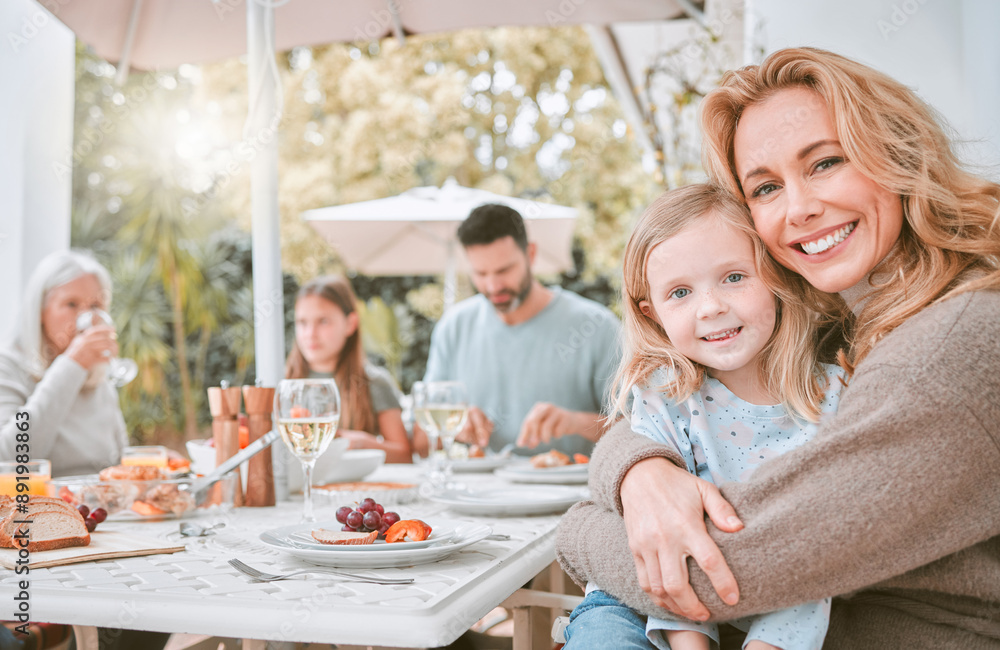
[0,345,127,477]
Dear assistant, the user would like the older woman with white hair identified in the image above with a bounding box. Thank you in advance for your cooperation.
[0,249,127,477]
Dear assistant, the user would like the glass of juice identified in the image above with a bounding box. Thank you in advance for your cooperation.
[121,445,169,469]
[0,460,52,497]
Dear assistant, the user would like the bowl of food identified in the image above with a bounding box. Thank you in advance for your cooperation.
[52,467,239,520]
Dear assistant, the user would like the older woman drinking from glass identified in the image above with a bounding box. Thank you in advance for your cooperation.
[0,250,127,478]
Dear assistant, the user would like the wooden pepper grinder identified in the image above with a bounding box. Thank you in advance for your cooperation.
[242,383,276,507]
[207,382,244,507]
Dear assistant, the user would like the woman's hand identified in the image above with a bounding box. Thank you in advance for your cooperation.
[65,325,118,370]
[621,457,744,620]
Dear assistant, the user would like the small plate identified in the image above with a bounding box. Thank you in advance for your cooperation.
[276,521,458,551]
[259,520,492,568]
[424,485,588,516]
[494,462,589,484]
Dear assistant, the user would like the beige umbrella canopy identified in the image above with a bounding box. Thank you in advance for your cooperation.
[54,0,699,71]
[52,0,702,383]
[303,179,578,308]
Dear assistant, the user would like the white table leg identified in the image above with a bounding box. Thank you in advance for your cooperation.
[71,626,99,650]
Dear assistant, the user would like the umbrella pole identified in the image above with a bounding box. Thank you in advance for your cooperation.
[444,239,457,312]
[247,0,288,497]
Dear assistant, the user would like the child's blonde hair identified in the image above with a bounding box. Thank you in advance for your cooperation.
[611,184,837,422]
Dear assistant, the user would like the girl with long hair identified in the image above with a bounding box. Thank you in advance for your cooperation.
[285,275,411,463]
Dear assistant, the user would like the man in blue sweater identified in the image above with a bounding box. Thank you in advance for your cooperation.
[423,203,621,456]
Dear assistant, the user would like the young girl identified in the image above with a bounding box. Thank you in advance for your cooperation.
[285,275,412,464]
[597,184,845,650]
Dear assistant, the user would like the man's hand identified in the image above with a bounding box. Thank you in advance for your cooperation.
[516,403,581,448]
[455,406,494,448]
[621,458,743,620]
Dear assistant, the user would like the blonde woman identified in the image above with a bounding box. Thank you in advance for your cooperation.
[285,275,411,463]
[557,47,1000,649]
[0,250,127,477]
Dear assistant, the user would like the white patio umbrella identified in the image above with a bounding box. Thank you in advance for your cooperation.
[51,0,701,387]
[302,178,579,309]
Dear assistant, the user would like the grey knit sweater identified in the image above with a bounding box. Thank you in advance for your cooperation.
[556,290,1000,649]
[0,346,127,477]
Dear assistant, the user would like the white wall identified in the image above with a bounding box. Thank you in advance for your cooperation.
[748,0,1000,175]
[0,0,75,340]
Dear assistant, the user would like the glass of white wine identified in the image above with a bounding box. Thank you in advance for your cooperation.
[274,378,341,522]
[412,381,468,488]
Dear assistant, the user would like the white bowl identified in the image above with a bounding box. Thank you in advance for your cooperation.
[318,449,386,484]
[185,439,217,476]
[285,437,351,492]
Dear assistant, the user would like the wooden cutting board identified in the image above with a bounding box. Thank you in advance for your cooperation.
[0,531,185,569]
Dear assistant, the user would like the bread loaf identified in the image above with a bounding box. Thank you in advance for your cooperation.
[0,496,90,552]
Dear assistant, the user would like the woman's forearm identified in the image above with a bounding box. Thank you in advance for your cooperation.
[0,356,87,460]
[589,418,687,513]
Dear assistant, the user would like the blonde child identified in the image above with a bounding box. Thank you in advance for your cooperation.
[573,185,845,650]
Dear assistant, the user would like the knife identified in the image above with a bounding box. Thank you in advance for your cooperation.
[188,429,281,495]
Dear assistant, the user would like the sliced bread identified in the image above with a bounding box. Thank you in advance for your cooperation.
[0,497,90,552]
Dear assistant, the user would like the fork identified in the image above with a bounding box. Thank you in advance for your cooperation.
[227,559,414,585]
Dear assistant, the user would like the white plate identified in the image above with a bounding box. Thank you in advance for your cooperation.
[278,521,458,551]
[449,456,510,473]
[424,485,588,516]
[493,462,589,484]
[259,520,492,568]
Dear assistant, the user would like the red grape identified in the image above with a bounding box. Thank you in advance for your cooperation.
[90,508,108,524]
[341,524,357,532]
[359,498,377,513]
[335,506,353,524]
[362,510,381,530]
[85,517,97,533]
[345,510,364,528]
[77,505,90,519]
[378,522,390,536]
[374,503,384,516]
[382,511,400,527]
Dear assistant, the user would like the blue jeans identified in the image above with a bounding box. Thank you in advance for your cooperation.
[563,590,654,650]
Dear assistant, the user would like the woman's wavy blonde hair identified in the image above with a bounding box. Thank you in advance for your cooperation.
[610,184,839,423]
[701,47,1000,371]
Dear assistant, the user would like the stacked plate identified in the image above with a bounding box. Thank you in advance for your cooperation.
[424,485,588,516]
[259,519,491,568]
[493,462,588,485]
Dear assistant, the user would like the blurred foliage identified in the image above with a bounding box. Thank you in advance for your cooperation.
[69,25,670,447]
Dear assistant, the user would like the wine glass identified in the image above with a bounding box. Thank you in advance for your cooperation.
[274,378,341,522]
[75,309,138,387]
[412,381,468,488]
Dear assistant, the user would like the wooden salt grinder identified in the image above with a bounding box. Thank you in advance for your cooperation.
[242,385,276,507]
[207,385,244,507]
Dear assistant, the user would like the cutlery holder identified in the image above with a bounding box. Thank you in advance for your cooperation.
[242,385,276,507]
[207,385,244,507]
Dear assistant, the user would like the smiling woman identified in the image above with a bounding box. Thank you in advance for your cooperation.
[556,47,1000,650]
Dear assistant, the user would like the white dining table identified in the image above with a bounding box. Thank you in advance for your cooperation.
[1,464,585,649]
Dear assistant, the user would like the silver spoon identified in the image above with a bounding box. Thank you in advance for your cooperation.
[179,521,226,537]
